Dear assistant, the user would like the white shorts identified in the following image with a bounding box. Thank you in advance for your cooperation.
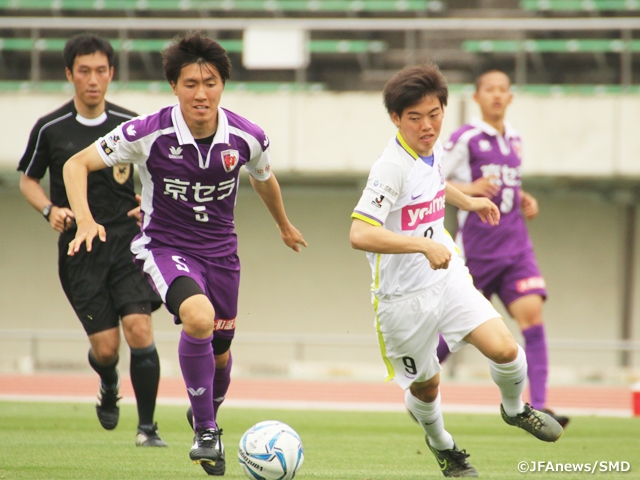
[374,257,500,390]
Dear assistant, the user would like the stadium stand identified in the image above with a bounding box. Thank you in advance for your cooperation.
[521,0,640,13]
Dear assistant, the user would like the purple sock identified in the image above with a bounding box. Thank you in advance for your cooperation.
[522,324,548,410]
[178,330,216,431]
[436,334,451,363]
[213,351,233,419]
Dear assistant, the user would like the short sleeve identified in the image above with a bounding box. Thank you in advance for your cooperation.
[442,135,471,183]
[351,161,405,227]
[17,121,51,178]
[95,122,145,167]
[244,131,271,182]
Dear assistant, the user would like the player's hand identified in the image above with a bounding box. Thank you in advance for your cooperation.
[520,191,539,220]
[279,223,308,252]
[49,206,75,233]
[468,197,500,226]
[67,219,106,256]
[469,176,500,198]
[127,194,142,226]
[423,239,452,270]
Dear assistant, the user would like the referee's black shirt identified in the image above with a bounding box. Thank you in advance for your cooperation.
[18,100,139,227]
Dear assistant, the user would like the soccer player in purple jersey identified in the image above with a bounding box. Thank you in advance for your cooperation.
[437,69,569,427]
[63,32,307,476]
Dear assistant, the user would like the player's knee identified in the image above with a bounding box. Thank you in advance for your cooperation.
[92,344,119,364]
[490,341,519,364]
[122,315,154,346]
[410,377,440,403]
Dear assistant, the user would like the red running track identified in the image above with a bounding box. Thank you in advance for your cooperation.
[0,373,634,417]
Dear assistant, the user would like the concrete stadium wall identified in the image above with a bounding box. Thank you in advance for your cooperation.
[1,90,639,175]
[1,90,639,384]
[1,183,639,382]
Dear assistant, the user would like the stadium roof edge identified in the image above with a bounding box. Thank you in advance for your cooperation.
[2,16,640,31]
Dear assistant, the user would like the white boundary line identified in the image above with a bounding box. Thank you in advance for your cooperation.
[0,394,631,417]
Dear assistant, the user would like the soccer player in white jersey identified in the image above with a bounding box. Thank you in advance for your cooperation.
[350,64,562,477]
[63,32,306,476]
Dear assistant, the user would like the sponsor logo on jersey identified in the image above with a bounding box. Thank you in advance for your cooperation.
[516,276,546,293]
[113,162,131,184]
[126,123,137,136]
[372,179,398,198]
[478,139,492,152]
[215,318,236,331]
[221,149,239,172]
[371,195,385,208]
[402,189,445,229]
[168,145,183,159]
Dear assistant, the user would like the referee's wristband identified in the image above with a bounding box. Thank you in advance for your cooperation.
[42,203,53,221]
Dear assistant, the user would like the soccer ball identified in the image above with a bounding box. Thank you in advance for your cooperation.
[238,420,304,480]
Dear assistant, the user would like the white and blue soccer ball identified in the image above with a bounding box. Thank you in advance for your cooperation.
[238,420,304,480]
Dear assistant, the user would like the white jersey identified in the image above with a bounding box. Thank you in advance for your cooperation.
[352,133,458,299]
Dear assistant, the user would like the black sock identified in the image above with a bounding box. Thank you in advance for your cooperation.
[88,350,119,389]
[130,344,160,426]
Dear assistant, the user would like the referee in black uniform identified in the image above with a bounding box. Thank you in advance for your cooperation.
[17,34,166,447]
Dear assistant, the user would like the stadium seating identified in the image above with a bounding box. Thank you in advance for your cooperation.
[521,0,640,12]
[463,38,640,53]
[0,0,444,15]
[0,37,388,54]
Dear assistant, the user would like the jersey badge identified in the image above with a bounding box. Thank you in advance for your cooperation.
[221,149,239,173]
[479,139,492,152]
[512,138,522,158]
[100,134,120,156]
[113,163,131,184]
[371,195,385,209]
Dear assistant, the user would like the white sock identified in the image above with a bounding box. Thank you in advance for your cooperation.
[490,344,527,417]
[405,390,454,451]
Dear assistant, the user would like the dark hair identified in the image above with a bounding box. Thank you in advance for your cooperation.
[383,63,448,117]
[63,34,114,71]
[475,69,511,91]
[163,31,231,85]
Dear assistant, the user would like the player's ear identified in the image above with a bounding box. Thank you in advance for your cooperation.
[65,67,73,83]
[390,112,401,128]
[108,66,114,82]
[170,81,178,96]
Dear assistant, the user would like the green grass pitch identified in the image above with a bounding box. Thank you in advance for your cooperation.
[0,401,638,479]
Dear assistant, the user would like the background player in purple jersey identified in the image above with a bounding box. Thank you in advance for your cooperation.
[437,69,569,427]
[17,34,165,447]
[62,32,307,476]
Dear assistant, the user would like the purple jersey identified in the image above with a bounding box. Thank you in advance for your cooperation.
[95,104,271,257]
[442,119,532,259]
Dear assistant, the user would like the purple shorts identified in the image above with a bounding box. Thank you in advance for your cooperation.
[135,246,240,340]
[465,249,547,308]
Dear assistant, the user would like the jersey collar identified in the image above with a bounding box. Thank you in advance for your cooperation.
[395,132,440,165]
[171,104,230,147]
[171,105,231,169]
[470,118,517,139]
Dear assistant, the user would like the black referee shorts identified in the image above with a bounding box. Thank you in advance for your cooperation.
[58,221,162,335]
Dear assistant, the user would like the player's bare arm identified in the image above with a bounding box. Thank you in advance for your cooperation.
[63,144,109,255]
[19,173,75,233]
[449,176,500,198]
[520,190,539,220]
[350,218,451,270]
[444,182,500,225]
[249,174,307,252]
